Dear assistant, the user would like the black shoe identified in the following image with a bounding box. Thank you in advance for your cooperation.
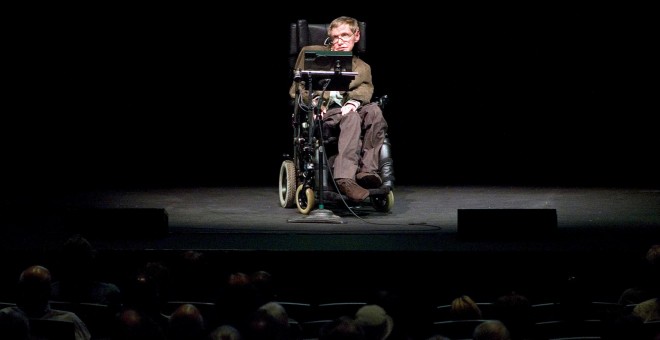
[356,172,383,189]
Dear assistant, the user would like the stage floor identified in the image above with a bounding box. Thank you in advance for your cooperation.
[2,185,659,253]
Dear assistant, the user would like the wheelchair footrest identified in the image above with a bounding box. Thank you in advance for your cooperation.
[321,189,342,202]
[368,186,391,196]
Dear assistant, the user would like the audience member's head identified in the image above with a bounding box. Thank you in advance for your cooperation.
[123,261,171,317]
[645,244,660,297]
[181,249,206,265]
[258,302,288,328]
[472,320,511,340]
[354,304,393,340]
[244,306,288,340]
[167,303,206,340]
[142,261,172,296]
[618,243,660,305]
[58,233,97,280]
[450,295,482,320]
[228,272,252,286]
[251,270,276,305]
[209,324,243,340]
[320,316,365,340]
[171,250,214,301]
[493,292,533,340]
[425,336,450,340]
[113,308,166,340]
[646,244,660,265]
[214,272,260,332]
[50,233,123,308]
[16,265,52,317]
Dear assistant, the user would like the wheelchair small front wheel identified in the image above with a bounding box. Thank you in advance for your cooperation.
[295,185,315,215]
[279,160,297,208]
[372,190,394,212]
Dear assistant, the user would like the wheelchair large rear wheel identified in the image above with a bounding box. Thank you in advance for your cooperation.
[295,185,315,215]
[371,190,394,213]
[279,160,296,208]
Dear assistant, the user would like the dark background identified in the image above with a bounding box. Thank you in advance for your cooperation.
[5,4,657,192]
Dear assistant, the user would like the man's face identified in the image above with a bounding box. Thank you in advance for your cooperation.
[329,23,359,52]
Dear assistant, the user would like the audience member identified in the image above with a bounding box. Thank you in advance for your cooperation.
[450,295,483,320]
[167,303,207,340]
[251,270,277,306]
[121,261,171,330]
[208,324,243,340]
[632,297,660,323]
[258,302,288,327]
[110,308,166,340]
[618,244,660,305]
[367,288,427,340]
[354,304,394,340]
[0,265,91,340]
[424,336,450,340]
[472,320,511,340]
[243,303,289,340]
[50,234,122,310]
[169,250,216,302]
[213,272,261,334]
[493,292,534,340]
[319,316,365,340]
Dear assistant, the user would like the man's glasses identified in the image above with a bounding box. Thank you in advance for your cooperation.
[324,32,356,45]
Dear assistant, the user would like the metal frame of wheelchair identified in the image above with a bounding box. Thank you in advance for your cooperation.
[279,94,394,215]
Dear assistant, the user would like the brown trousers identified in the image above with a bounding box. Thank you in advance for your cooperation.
[322,102,388,180]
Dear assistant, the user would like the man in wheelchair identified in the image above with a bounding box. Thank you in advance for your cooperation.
[288,16,388,203]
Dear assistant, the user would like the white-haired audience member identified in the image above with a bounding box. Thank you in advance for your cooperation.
[472,320,511,340]
[208,324,242,340]
[354,304,394,340]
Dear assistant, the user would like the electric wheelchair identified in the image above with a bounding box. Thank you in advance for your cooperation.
[278,19,395,215]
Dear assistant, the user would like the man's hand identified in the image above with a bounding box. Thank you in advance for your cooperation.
[341,102,357,115]
[316,106,327,119]
[312,96,328,117]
